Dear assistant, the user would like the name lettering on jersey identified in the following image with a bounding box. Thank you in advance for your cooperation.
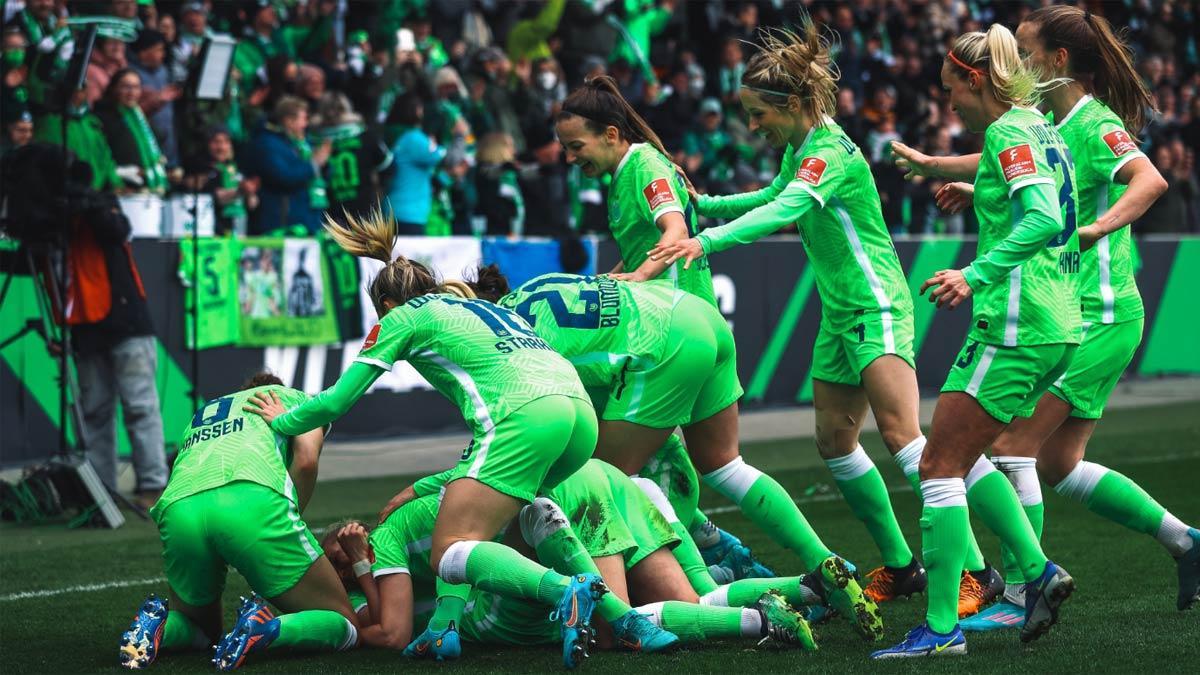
[597,277,621,328]
[999,144,1036,182]
[1059,250,1081,275]
[362,324,381,349]
[1102,130,1137,157]
[795,157,828,185]
[1028,122,1060,146]
[643,178,676,210]
[494,336,557,354]
[180,418,246,451]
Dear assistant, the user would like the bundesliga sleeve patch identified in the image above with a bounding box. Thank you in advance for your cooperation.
[795,157,828,185]
[361,324,381,350]
[998,144,1037,182]
[642,178,676,210]
[1102,129,1137,157]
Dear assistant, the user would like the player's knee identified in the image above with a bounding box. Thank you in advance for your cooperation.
[432,538,479,582]
[917,449,966,480]
[878,426,917,456]
[1036,455,1074,488]
[701,456,763,503]
[519,497,569,548]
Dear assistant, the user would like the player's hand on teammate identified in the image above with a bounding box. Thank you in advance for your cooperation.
[891,141,937,180]
[608,270,652,282]
[674,164,700,201]
[378,484,418,523]
[1077,224,1103,252]
[935,181,974,214]
[920,268,973,310]
[244,390,286,424]
[647,238,704,269]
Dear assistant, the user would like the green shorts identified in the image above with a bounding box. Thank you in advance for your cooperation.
[156,481,320,606]
[1049,318,1143,419]
[459,589,557,646]
[448,394,597,503]
[812,311,916,386]
[550,461,639,563]
[941,339,1077,423]
[599,461,679,569]
[603,292,743,428]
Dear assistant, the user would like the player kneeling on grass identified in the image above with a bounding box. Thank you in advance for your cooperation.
[118,372,359,671]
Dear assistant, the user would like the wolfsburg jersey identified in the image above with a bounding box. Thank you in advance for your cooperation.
[355,294,589,436]
[607,143,716,305]
[498,274,678,388]
[152,385,310,519]
[971,107,1081,346]
[369,495,439,613]
[1053,96,1145,324]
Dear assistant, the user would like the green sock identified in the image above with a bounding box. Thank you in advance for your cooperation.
[161,611,208,650]
[532,521,633,622]
[704,461,831,570]
[1000,503,1044,585]
[919,478,970,634]
[705,575,820,608]
[827,448,913,568]
[272,611,355,651]
[670,521,719,594]
[688,509,710,535]
[905,467,985,572]
[461,541,569,605]
[1085,470,1168,536]
[652,601,757,641]
[427,579,470,632]
[966,471,1047,582]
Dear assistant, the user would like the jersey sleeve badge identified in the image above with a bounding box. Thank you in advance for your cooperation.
[1102,130,1137,157]
[361,324,381,350]
[998,144,1036,182]
[795,157,828,185]
[642,178,676,210]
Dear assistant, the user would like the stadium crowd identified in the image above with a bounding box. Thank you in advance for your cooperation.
[2,0,1197,238]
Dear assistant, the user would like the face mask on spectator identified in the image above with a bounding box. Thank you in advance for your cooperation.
[3,49,25,68]
[538,71,557,90]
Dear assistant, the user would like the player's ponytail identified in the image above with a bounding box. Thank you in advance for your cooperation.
[947,24,1039,108]
[1025,5,1153,136]
[466,263,511,304]
[558,75,669,157]
[741,15,839,126]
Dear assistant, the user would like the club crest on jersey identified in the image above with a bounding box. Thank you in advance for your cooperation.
[1102,130,1137,157]
[362,324,381,349]
[642,178,675,210]
[794,157,828,186]
[998,144,1036,182]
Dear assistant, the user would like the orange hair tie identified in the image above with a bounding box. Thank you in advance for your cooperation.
[946,50,986,78]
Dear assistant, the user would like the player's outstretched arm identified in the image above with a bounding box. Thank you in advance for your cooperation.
[891,141,980,182]
[246,361,383,436]
[610,211,689,282]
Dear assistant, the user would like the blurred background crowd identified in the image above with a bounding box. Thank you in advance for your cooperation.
[3,0,1197,238]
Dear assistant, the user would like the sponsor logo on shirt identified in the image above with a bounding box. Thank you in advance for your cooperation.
[642,178,676,210]
[795,157,827,185]
[1102,130,1137,157]
[998,144,1036,182]
[362,324,381,350]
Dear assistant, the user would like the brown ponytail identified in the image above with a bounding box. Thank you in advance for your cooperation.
[467,263,511,304]
[556,75,669,157]
[1026,5,1154,136]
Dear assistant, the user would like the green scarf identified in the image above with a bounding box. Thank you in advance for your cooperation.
[291,135,329,210]
[119,104,168,193]
[215,160,247,219]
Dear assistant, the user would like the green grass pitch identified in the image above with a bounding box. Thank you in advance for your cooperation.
[2,401,1197,673]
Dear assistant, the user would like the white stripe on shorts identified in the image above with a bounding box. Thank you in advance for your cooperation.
[965,345,999,397]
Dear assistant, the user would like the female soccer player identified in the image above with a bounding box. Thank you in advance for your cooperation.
[245,212,621,669]
[647,20,1008,611]
[871,25,1081,659]
[469,268,881,640]
[117,373,359,671]
[893,6,1197,622]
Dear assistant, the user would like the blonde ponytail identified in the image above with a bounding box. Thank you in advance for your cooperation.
[324,208,395,263]
[742,16,839,125]
[948,24,1040,108]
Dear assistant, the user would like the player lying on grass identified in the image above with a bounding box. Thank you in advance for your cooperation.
[459,266,881,640]
[118,372,360,671]
[892,5,1199,623]
[244,211,671,669]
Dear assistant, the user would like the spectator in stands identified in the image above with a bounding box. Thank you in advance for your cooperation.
[5,0,71,117]
[34,88,124,193]
[176,2,213,70]
[156,13,189,84]
[610,0,676,84]
[312,91,393,225]
[1,26,30,126]
[2,109,33,155]
[385,94,443,235]
[474,131,524,237]
[427,66,471,148]
[184,125,259,236]
[245,95,332,235]
[342,29,387,123]
[1140,138,1198,233]
[409,14,449,73]
[517,119,570,236]
[467,46,526,152]
[108,0,140,22]
[96,69,171,194]
[85,37,128,107]
[507,0,566,63]
[715,37,745,115]
[129,30,182,166]
[526,56,567,122]
[298,62,327,111]
[682,98,740,194]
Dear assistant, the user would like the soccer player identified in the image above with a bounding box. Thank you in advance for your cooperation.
[244,211,630,669]
[894,6,1197,623]
[117,372,359,671]
[871,25,1081,659]
[469,268,882,641]
[647,20,1006,611]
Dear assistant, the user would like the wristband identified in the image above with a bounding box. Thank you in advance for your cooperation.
[352,559,372,578]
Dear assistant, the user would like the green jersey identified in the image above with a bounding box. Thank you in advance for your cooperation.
[153,386,310,519]
[1053,96,1145,324]
[966,107,1081,346]
[355,294,589,437]
[608,143,716,305]
[497,274,678,389]
[179,238,241,350]
[697,120,912,331]
[369,495,440,616]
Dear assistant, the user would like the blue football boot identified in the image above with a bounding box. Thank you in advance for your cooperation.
[1176,528,1200,611]
[118,594,169,669]
[212,596,280,671]
[549,574,605,669]
[403,622,462,660]
[870,623,966,659]
[1020,561,1075,643]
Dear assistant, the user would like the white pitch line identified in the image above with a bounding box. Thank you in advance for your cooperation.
[1,576,164,602]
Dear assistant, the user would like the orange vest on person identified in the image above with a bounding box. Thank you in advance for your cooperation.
[47,219,147,326]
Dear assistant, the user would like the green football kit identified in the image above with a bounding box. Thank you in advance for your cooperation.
[696,119,916,385]
[608,143,716,305]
